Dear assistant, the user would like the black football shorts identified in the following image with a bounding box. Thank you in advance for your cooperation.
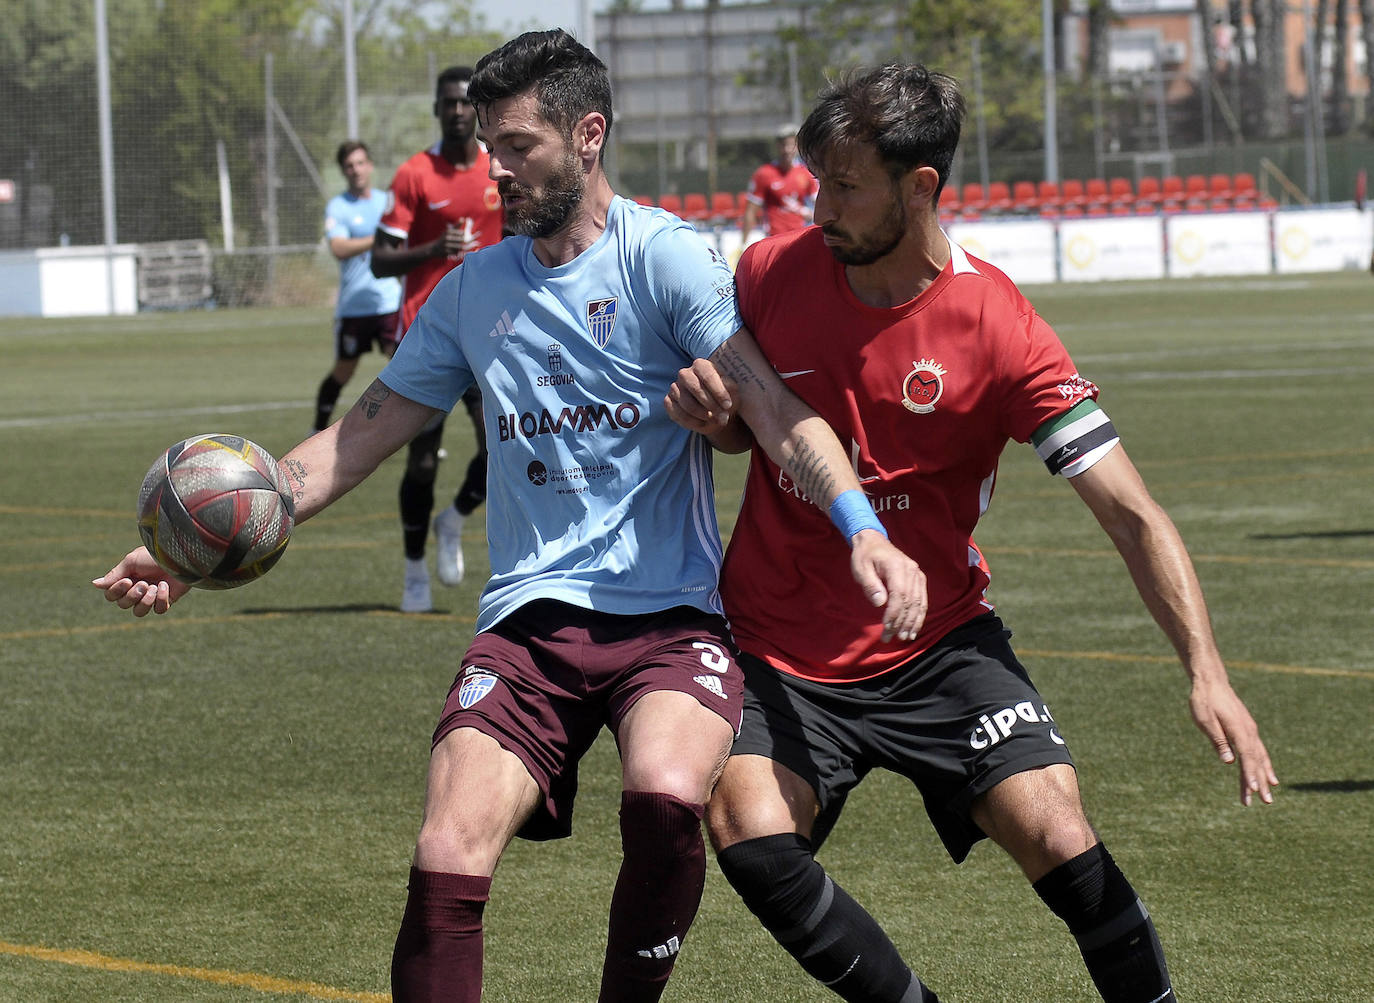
[732,612,1074,863]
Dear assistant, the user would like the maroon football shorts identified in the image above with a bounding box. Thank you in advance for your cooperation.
[333,310,401,360]
[432,599,744,841]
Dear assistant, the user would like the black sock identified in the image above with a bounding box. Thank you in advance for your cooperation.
[314,375,344,431]
[1032,844,1174,1002]
[399,474,435,560]
[716,834,937,1002]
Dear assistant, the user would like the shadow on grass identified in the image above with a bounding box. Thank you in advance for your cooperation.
[1286,779,1374,793]
[235,603,448,616]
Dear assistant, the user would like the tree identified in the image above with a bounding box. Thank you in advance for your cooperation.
[1251,0,1289,139]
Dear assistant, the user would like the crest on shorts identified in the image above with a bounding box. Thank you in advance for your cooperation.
[902,358,947,415]
[587,297,618,348]
[458,669,499,709]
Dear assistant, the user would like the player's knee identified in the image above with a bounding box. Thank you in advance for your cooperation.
[715,833,819,923]
[404,450,439,483]
[413,817,504,876]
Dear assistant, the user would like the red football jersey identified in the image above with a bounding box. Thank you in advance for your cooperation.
[380,143,503,331]
[746,160,818,234]
[722,227,1099,683]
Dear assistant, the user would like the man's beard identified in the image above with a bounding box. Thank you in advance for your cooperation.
[823,191,906,266]
[501,151,584,239]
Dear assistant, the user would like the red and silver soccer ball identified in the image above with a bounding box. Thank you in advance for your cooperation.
[136,434,295,590]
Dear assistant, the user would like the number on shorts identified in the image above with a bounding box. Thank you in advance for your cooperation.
[692,641,731,674]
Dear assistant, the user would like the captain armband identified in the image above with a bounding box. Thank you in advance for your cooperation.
[1032,399,1120,477]
[829,489,888,543]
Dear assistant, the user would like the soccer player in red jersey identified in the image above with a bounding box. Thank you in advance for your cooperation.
[740,124,818,244]
[668,65,1278,1003]
[372,66,504,610]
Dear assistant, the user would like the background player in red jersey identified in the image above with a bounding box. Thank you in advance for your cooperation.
[372,65,503,611]
[739,123,817,246]
[668,64,1277,1003]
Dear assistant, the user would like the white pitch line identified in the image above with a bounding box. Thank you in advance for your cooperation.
[0,400,312,431]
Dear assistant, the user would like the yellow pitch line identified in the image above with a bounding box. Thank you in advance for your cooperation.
[0,608,472,642]
[983,544,1374,571]
[0,940,388,1001]
[1019,648,1374,680]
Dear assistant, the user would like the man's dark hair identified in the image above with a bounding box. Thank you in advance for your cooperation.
[335,140,369,168]
[469,29,613,159]
[435,65,474,95]
[797,64,965,202]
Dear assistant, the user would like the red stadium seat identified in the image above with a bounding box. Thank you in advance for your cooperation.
[1208,173,1234,202]
[1011,180,1039,211]
[658,193,684,216]
[1060,178,1087,210]
[1232,172,1258,198]
[631,194,655,206]
[1037,180,1062,210]
[1107,177,1134,210]
[1160,175,1185,208]
[708,191,739,222]
[682,193,710,222]
[961,182,988,213]
[938,185,961,222]
[1184,174,1209,200]
[1084,178,1109,209]
[1135,176,1162,208]
[985,181,1013,213]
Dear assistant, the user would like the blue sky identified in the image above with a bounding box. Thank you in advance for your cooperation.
[476,0,586,39]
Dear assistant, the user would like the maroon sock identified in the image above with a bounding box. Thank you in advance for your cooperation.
[391,867,492,1003]
[599,791,707,1003]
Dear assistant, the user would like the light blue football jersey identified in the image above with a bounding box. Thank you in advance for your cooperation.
[379,196,742,632]
[323,189,401,318]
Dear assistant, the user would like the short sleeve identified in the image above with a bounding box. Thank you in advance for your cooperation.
[378,266,474,411]
[379,164,415,240]
[642,222,743,361]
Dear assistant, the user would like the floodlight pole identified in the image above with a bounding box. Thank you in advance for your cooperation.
[94,0,117,314]
[344,0,359,139]
[1042,0,1059,183]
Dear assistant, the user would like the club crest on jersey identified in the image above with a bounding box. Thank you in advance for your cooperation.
[457,669,499,709]
[902,358,947,414]
[587,297,618,348]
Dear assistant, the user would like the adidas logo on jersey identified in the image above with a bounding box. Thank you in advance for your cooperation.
[637,936,681,960]
[487,310,515,339]
[694,674,724,698]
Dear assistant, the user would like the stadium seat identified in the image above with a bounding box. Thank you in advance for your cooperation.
[1037,180,1062,211]
[682,193,710,222]
[961,182,988,214]
[1135,175,1162,208]
[1184,174,1209,200]
[1160,175,1185,208]
[1232,172,1258,198]
[1208,173,1234,203]
[709,191,740,222]
[1011,180,1039,211]
[1060,204,1085,218]
[938,185,961,222]
[1107,177,1134,210]
[1060,178,1087,210]
[631,194,655,206]
[657,193,684,217]
[985,181,1013,213]
[1084,178,1109,210]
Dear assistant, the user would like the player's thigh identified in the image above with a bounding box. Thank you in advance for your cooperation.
[970,763,1097,881]
[618,689,734,803]
[706,753,821,851]
[416,725,542,875]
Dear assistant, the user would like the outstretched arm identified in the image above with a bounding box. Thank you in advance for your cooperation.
[93,380,438,617]
[1069,445,1278,806]
[671,329,927,643]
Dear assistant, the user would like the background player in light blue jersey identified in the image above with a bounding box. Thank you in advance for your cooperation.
[312,141,402,433]
[93,30,926,1003]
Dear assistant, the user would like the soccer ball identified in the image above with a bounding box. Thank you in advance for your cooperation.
[136,433,295,590]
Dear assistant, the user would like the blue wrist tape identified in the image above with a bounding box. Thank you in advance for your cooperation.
[828,489,888,542]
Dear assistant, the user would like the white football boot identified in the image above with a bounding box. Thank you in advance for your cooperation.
[433,505,465,587]
[401,558,433,613]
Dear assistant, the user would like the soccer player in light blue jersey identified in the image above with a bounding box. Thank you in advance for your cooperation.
[313,141,401,433]
[93,30,926,1002]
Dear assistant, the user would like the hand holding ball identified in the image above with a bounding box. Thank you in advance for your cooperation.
[136,434,294,589]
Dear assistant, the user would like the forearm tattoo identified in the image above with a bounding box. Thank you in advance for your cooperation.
[284,458,308,504]
[785,436,839,507]
[712,341,767,395]
[359,380,391,420]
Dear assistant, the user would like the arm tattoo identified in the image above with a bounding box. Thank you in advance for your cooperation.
[284,458,308,503]
[712,341,767,395]
[359,380,391,420]
[785,437,839,506]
